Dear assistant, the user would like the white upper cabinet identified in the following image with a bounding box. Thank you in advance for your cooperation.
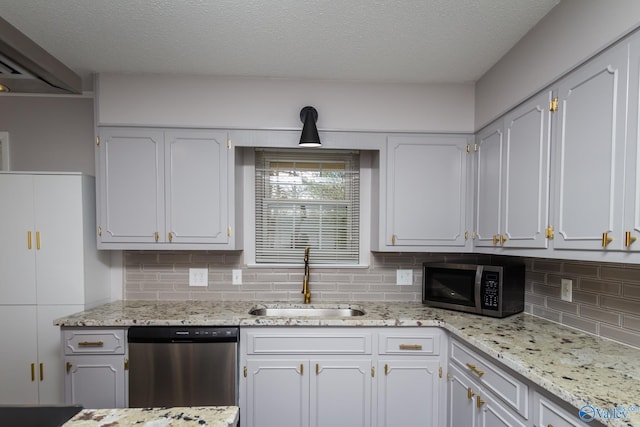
[379,134,471,251]
[551,41,628,250]
[624,34,640,252]
[474,91,552,250]
[97,127,236,249]
[97,128,164,244]
[474,123,504,248]
[164,131,228,244]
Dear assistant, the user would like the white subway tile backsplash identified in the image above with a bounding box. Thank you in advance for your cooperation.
[123,251,640,348]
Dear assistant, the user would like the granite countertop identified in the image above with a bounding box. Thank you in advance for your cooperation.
[63,406,238,426]
[56,300,640,427]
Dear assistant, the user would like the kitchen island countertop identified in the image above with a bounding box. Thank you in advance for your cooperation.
[56,300,640,427]
[62,406,239,426]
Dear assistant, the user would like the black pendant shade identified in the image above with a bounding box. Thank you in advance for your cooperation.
[299,106,321,147]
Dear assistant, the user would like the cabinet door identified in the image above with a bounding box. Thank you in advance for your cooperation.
[65,355,127,409]
[386,135,469,248]
[502,91,552,248]
[475,123,503,247]
[533,392,588,427]
[37,305,83,404]
[377,359,441,427]
[245,360,309,427]
[33,176,85,305]
[0,174,36,304]
[448,363,478,427]
[553,43,628,250]
[310,360,371,427]
[165,130,228,244]
[98,128,165,243]
[625,35,640,251]
[0,306,39,404]
[476,391,528,427]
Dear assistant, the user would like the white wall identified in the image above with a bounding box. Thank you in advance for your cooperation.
[96,74,475,133]
[475,0,640,129]
[0,95,95,174]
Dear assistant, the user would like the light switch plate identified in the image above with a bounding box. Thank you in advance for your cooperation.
[561,278,572,302]
[189,268,209,287]
[396,269,413,286]
[232,269,242,285]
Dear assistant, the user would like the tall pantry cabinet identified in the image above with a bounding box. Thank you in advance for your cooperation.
[0,172,110,404]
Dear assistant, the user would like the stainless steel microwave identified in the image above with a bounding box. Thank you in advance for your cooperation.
[422,262,525,318]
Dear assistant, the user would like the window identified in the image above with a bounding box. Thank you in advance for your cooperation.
[255,148,360,265]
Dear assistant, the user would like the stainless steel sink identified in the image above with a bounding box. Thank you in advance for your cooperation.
[248,305,366,317]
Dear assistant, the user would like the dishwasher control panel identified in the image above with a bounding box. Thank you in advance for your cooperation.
[128,326,239,343]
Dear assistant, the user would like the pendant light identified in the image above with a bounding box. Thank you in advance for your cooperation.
[299,106,321,147]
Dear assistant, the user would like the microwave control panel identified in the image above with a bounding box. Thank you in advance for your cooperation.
[481,271,500,310]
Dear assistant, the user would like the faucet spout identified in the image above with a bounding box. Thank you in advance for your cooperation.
[302,247,311,304]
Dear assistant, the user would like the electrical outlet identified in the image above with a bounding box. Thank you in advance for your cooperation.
[189,268,208,287]
[396,269,413,286]
[232,269,242,285]
[561,278,572,302]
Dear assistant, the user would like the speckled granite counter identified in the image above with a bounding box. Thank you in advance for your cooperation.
[63,406,238,426]
[56,300,640,427]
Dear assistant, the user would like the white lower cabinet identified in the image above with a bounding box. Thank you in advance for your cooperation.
[63,328,128,409]
[533,392,589,427]
[448,338,529,427]
[240,327,446,427]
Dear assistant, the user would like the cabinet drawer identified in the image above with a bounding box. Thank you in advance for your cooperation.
[378,330,441,355]
[533,392,587,427]
[63,329,126,355]
[244,328,372,355]
[450,339,528,418]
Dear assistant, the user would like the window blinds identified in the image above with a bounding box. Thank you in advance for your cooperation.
[255,149,360,264]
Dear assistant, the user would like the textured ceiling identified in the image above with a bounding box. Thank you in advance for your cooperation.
[0,0,560,85]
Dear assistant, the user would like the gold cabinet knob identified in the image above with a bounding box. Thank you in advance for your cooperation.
[476,396,486,409]
[493,235,498,246]
[499,234,507,245]
[602,232,613,247]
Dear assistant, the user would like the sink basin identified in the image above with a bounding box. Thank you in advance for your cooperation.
[249,305,366,317]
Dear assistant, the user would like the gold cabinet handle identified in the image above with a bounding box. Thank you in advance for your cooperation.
[168,232,173,242]
[391,234,396,245]
[243,366,247,378]
[154,231,159,242]
[499,234,507,245]
[625,231,637,248]
[39,363,43,381]
[316,363,319,375]
[548,424,554,427]
[97,226,102,237]
[476,396,486,409]
[124,359,129,371]
[31,363,35,381]
[399,344,423,350]
[466,363,485,377]
[36,231,41,250]
[371,366,375,378]
[467,387,476,400]
[300,364,304,375]
[78,341,104,347]
[27,231,32,250]
[66,362,72,374]
[384,364,389,375]
[602,232,613,247]
[493,235,498,246]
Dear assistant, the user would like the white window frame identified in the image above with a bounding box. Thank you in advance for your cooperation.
[235,130,386,268]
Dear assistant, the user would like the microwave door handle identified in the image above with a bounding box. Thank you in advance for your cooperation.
[475,266,483,314]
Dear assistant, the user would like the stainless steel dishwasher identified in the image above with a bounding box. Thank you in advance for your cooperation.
[128,326,238,408]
